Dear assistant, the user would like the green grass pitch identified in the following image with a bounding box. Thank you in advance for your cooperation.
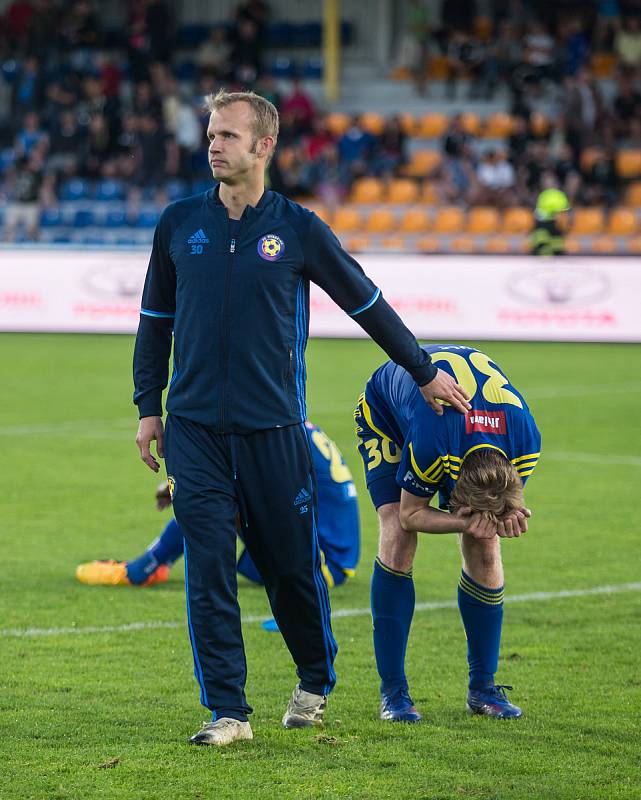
[1,334,640,800]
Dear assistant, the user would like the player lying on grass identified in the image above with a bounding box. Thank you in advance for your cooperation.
[76,421,360,591]
[355,344,541,722]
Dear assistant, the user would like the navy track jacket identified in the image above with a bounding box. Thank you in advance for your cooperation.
[133,186,437,433]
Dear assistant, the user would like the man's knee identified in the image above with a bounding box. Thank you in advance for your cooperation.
[377,503,417,574]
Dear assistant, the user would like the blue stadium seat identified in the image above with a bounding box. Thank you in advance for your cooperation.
[134,210,160,228]
[177,24,212,48]
[303,57,323,79]
[1,59,19,83]
[80,234,108,245]
[60,178,91,202]
[271,57,297,79]
[105,209,128,228]
[192,178,213,194]
[115,236,138,246]
[73,209,95,228]
[0,148,15,173]
[267,22,295,47]
[40,208,63,227]
[95,179,125,202]
[52,233,72,244]
[296,22,322,46]
[166,179,189,201]
[175,61,197,81]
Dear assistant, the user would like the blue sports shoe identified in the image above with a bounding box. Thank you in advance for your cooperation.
[466,685,522,719]
[380,685,423,723]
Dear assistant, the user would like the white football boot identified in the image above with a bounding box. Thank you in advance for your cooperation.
[282,684,327,728]
[188,717,253,746]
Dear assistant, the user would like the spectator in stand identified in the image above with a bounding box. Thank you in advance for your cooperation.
[196,26,232,80]
[516,139,552,205]
[583,145,619,207]
[396,0,432,96]
[281,78,316,136]
[267,144,310,198]
[442,113,474,158]
[303,114,334,162]
[436,151,477,205]
[614,15,641,75]
[303,142,347,209]
[59,0,102,71]
[14,111,48,160]
[553,141,581,206]
[337,115,376,187]
[81,113,113,179]
[594,0,621,51]
[508,115,530,163]
[612,72,641,139]
[256,74,281,110]
[132,80,162,121]
[12,55,44,122]
[522,20,558,89]
[372,115,408,178]
[47,109,85,176]
[4,0,35,51]
[25,0,61,61]
[146,0,173,66]
[1,153,51,242]
[229,17,263,85]
[128,0,151,83]
[445,30,490,100]
[474,149,516,208]
[133,113,168,190]
[162,79,201,180]
[563,67,606,168]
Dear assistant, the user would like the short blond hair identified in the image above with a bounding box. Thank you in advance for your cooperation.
[449,448,524,523]
[205,89,279,147]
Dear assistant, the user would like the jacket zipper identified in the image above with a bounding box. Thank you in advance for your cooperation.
[219,225,239,431]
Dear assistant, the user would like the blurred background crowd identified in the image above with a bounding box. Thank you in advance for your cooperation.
[1,0,640,249]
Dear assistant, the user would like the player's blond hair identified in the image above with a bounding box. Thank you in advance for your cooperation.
[449,448,524,523]
[205,89,279,162]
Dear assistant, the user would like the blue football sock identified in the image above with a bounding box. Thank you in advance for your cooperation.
[457,570,504,690]
[126,518,183,585]
[371,557,415,692]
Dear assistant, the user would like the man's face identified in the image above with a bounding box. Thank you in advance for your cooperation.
[207,102,267,185]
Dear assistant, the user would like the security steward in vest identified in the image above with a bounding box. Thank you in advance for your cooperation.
[530,188,570,255]
[133,90,471,747]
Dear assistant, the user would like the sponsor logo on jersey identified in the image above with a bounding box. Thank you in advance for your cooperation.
[167,475,176,498]
[465,410,507,435]
[294,486,311,515]
[258,234,285,261]
[187,228,210,244]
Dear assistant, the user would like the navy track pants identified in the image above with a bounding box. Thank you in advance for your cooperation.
[164,414,338,720]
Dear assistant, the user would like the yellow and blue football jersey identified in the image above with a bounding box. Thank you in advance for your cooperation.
[358,345,541,508]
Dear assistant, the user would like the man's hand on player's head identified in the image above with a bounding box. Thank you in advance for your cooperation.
[456,506,498,539]
[496,507,531,538]
[420,368,472,416]
[156,480,172,510]
[136,416,164,473]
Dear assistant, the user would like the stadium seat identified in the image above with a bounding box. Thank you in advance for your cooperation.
[398,113,417,136]
[529,112,550,138]
[387,179,419,204]
[502,207,533,234]
[344,235,369,252]
[175,61,197,81]
[416,235,440,252]
[460,113,481,137]
[564,236,582,254]
[325,113,350,137]
[333,207,363,233]
[95,179,125,202]
[135,210,160,228]
[350,177,384,204]
[427,55,449,78]
[590,52,618,77]
[105,209,127,228]
[400,208,430,233]
[580,147,604,172]
[422,182,439,204]
[165,180,189,202]
[52,233,72,244]
[40,208,63,227]
[570,208,605,235]
[607,208,638,236]
[485,236,514,253]
[60,178,91,201]
[432,207,465,234]
[467,207,500,234]
[590,236,619,254]
[192,179,213,194]
[271,57,297,78]
[450,235,478,253]
[73,209,95,228]
[360,112,386,136]
[482,113,514,139]
[416,113,448,139]
[616,150,641,179]
[400,150,441,178]
[378,236,406,250]
[365,208,396,234]
[625,182,641,207]
[309,205,332,225]
[626,236,641,253]
[474,15,493,40]
[302,57,323,79]
[176,23,211,47]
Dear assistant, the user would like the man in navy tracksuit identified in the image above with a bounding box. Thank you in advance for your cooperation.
[133,90,470,746]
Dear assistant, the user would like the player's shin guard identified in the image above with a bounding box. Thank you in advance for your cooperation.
[371,557,415,691]
[457,570,504,690]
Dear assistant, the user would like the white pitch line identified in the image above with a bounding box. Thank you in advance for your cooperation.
[2,581,640,639]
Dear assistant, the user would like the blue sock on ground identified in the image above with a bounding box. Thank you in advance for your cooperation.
[371,557,415,692]
[457,570,504,690]
[126,518,184,585]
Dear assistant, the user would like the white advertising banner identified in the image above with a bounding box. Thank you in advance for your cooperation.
[1,248,640,341]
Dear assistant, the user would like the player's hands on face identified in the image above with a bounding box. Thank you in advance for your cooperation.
[496,507,531,538]
[155,480,172,510]
[420,368,472,416]
[136,416,164,473]
[456,507,498,539]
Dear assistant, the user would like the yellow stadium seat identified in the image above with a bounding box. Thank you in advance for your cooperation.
[416,235,440,252]
[485,236,515,253]
[591,236,618,253]
[387,179,419,204]
[350,177,384,204]
[422,181,439,204]
[360,112,386,136]
[616,150,641,179]
[325,112,350,137]
[344,235,369,252]
[460,112,481,136]
[391,66,411,80]
[482,113,514,139]
[474,15,493,41]
[591,52,618,78]
[365,208,396,234]
[400,150,441,178]
[580,147,604,172]
[502,207,533,234]
[570,208,605,235]
[467,207,500,234]
[398,112,417,136]
[307,205,332,225]
[432,207,465,234]
[400,208,430,234]
[607,208,638,235]
[379,236,406,250]
[529,112,550,138]
[417,113,449,139]
[450,236,478,253]
[427,55,449,79]
[333,207,363,233]
[564,236,582,254]
[626,236,641,253]
[625,182,641,207]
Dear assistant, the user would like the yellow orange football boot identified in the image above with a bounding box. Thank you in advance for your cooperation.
[75,560,169,587]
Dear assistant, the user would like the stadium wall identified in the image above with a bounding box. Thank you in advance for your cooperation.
[1,248,640,342]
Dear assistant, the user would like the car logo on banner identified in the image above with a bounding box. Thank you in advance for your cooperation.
[508,263,610,306]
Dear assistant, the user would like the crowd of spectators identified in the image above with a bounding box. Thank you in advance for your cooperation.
[0,0,640,242]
